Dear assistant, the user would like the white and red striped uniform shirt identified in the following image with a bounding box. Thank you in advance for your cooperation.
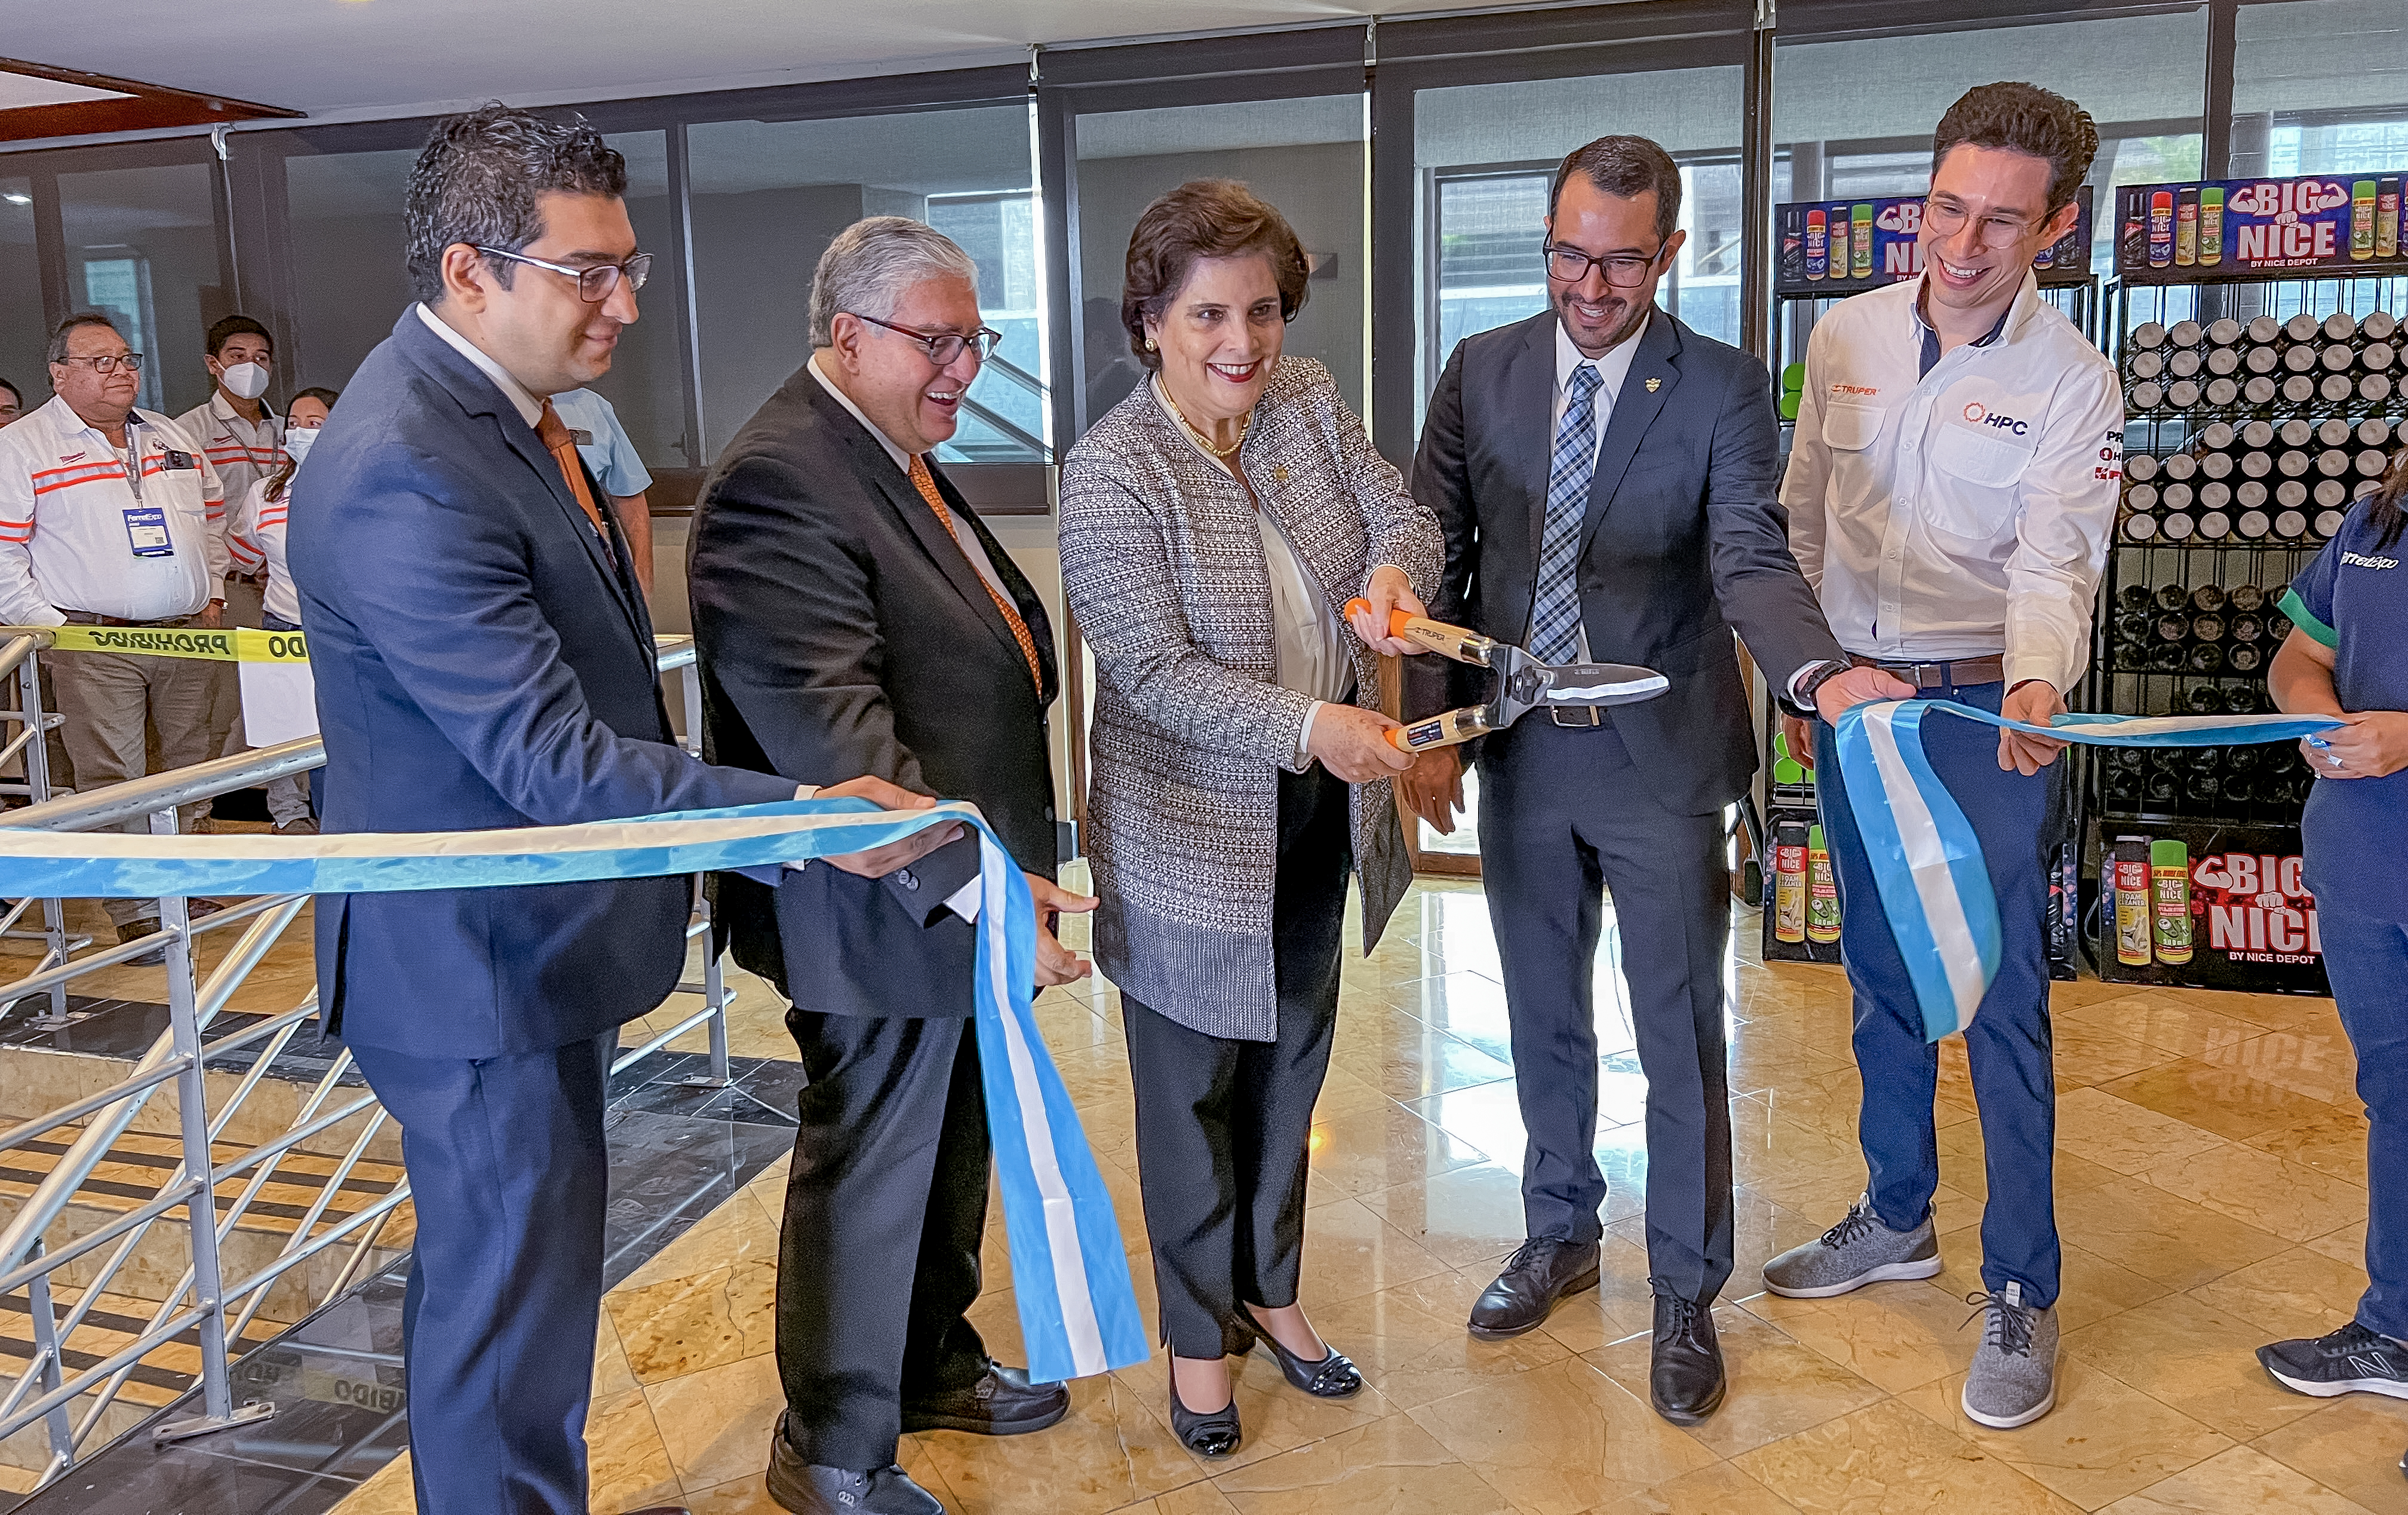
[227,473,299,625]
[174,391,284,513]
[0,395,228,626]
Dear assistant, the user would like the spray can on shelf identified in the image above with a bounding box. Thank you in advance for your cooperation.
[2355,180,2379,261]
[2150,839,2193,965]
[2175,187,2199,266]
[2148,191,2175,268]
[2112,836,2154,968]
[2382,179,2401,260]
[2200,186,2225,266]
[1851,203,1875,280]
[1773,820,1808,944]
[1804,208,1828,281]
[1805,824,1841,944]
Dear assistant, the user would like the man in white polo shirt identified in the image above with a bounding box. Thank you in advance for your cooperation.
[0,312,228,956]
[1765,82,2122,1432]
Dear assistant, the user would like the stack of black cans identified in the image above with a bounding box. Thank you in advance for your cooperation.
[2098,739,2318,815]
[2124,310,2401,415]
[2107,580,2293,674]
[2118,414,2400,544]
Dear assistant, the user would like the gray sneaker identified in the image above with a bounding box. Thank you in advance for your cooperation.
[1962,1282,2058,1428]
[1762,1194,1942,1298]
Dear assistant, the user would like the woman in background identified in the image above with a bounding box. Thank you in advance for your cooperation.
[229,384,339,832]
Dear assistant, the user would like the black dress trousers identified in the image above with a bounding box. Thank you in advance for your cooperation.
[1122,762,1353,1359]
[1477,715,1737,1306]
[774,1008,994,1470]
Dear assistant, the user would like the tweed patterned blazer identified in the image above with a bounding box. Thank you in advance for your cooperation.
[1059,357,1443,1041]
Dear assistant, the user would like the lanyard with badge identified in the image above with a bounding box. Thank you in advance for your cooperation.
[118,421,198,559]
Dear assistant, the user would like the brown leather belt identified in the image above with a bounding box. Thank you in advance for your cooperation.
[1850,653,2005,688]
[58,611,191,628]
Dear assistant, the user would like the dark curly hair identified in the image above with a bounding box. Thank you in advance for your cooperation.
[404,103,626,304]
[1119,180,1310,370]
[1932,82,2099,216]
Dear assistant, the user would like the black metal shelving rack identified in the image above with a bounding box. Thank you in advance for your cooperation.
[2083,265,2408,992]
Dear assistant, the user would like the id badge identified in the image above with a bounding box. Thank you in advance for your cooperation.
[123,505,174,559]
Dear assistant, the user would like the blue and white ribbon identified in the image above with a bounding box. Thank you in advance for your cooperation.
[1830,703,2346,1043]
[0,796,1150,1384]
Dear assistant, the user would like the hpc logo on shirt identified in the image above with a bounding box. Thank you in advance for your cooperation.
[1959,401,2031,437]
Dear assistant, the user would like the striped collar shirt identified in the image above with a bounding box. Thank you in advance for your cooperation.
[174,390,284,512]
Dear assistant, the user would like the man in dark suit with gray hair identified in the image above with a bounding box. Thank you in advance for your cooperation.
[1402,133,1908,1425]
[692,216,1091,1515]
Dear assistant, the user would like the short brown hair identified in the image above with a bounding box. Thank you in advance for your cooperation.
[1120,180,1310,370]
[1932,82,2099,216]
[1550,136,1682,244]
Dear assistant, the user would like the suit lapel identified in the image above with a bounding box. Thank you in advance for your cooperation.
[501,422,640,624]
[1577,310,1681,556]
[1501,314,1559,572]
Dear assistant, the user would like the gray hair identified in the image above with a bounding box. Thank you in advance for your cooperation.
[47,312,122,366]
[809,217,979,348]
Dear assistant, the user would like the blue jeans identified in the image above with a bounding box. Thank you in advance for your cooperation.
[2315,898,2408,1339]
[1816,680,2062,1305]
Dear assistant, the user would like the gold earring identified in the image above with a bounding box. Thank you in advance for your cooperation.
[1144,338,1157,351]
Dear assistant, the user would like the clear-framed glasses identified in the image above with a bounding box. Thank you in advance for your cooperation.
[1921,197,2045,246]
[473,246,653,303]
[850,312,1004,367]
[1542,240,1668,289]
[54,352,143,375]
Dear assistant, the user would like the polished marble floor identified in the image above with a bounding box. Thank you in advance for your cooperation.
[310,876,2395,1515]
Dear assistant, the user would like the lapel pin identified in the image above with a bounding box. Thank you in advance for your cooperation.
[1645,377,1661,392]
[1272,465,1289,483]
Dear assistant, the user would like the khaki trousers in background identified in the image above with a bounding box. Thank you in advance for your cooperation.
[49,640,216,930]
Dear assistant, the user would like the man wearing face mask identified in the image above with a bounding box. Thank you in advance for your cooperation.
[177,316,282,792]
[1767,82,2120,1433]
[1403,134,1899,1426]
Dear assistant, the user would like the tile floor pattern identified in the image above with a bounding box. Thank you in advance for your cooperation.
[304,875,2395,1515]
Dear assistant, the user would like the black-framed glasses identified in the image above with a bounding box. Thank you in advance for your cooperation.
[54,352,144,374]
[1921,197,2047,246]
[1541,240,1669,289]
[473,246,653,303]
[849,312,1003,367]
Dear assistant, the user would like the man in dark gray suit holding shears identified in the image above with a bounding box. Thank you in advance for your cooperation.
[1401,133,1908,1426]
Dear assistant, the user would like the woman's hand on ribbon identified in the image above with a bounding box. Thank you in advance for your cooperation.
[1347,566,1429,658]
[1028,873,1099,986]
[1997,680,2069,776]
[818,776,963,877]
[2302,710,2408,780]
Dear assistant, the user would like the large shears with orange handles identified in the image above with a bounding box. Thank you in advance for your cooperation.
[1343,600,1670,753]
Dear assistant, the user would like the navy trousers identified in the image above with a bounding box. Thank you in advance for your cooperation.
[1814,680,2062,1305]
[2315,898,2408,1341]
[349,1032,615,1515]
[1478,716,1735,1304]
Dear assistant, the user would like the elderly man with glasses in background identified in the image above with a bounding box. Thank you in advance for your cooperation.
[0,312,228,961]
[690,216,1092,1515]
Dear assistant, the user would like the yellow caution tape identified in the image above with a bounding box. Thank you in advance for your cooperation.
[4,625,310,664]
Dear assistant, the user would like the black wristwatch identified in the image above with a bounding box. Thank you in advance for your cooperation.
[1783,658,1853,719]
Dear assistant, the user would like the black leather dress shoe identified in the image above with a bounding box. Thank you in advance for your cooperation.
[767,1416,945,1514]
[1467,1238,1602,1340]
[899,1359,1068,1436]
[1648,1292,1725,1425]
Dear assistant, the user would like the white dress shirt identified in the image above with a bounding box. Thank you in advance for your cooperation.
[0,395,228,625]
[1552,310,1648,458]
[174,390,284,518]
[1148,376,1352,759]
[1781,275,2123,692]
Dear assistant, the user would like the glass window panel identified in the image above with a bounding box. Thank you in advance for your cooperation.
[1777,12,2209,276]
[0,178,41,419]
[57,162,224,417]
[1414,65,1744,430]
[687,105,1044,465]
[283,133,682,464]
[2234,0,2408,176]
[1071,94,1366,429]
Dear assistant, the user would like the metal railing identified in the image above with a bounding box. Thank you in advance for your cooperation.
[0,634,734,1490]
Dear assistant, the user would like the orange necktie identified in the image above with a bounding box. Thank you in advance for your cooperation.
[908,453,1043,693]
[535,398,613,554]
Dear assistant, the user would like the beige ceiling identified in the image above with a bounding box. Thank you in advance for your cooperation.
[2,0,1510,127]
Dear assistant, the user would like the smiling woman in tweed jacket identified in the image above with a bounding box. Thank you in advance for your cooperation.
[1058,179,1442,1461]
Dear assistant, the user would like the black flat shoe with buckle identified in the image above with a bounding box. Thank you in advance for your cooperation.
[1167,1376,1242,1458]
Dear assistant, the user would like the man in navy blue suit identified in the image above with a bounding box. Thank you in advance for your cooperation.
[288,106,947,1515]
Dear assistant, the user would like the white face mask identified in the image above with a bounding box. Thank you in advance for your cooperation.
[283,426,319,464]
[219,361,270,400]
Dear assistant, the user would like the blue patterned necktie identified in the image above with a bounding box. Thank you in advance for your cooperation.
[1529,361,1604,664]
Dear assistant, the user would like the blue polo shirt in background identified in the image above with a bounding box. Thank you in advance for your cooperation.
[548,388,652,499]
[2281,497,2408,922]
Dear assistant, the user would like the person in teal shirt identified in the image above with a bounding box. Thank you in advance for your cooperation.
[549,387,655,597]
[2261,466,2408,1485]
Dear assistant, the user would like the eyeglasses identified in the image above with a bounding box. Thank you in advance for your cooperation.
[54,352,143,375]
[1542,240,1669,289]
[850,312,1004,367]
[1922,198,2047,246]
[473,246,653,303]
